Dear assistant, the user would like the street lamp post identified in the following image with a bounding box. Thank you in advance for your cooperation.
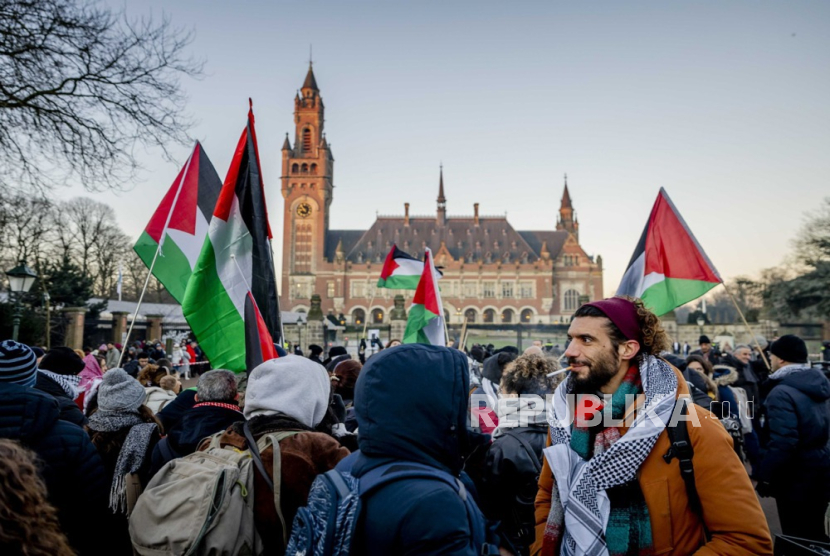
[5,261,38,342]
[696,315,706,340]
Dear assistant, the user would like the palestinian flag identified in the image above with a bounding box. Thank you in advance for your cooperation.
[181,105,281,372]
[403,248,445,346]
[133,142,222,303]
[617,188,721,316]
[244,292,278,374]
[377,244,441,289]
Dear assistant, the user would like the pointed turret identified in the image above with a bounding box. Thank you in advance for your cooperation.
[437,165,447,226]
[302,62,319,91]
[437,165,446,204]
[561,174,573,210]
[282,133,292,151]
[556,174,578,240]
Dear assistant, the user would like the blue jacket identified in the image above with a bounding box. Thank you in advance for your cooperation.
[0,383,111,555]
[757,365,830,499]
[349,344,485,556]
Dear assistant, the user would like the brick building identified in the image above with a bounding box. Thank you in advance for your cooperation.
[280,64,603,325]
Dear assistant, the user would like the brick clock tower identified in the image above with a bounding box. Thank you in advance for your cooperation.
[280,63,333,305]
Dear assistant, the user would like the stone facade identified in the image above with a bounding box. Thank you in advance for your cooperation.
[280,65,603,325]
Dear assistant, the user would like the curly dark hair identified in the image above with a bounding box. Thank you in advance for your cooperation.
[573,296,671,358]
[137,364,169,387]
[0,440,75,556]
[501,353,561,396]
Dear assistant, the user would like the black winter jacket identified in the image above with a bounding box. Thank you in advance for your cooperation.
[155,388,198,432]
[348,344,490,556]
[757,365,830,500]
[0,383,110,555]
[34,371,87,427]
[149,403,244,476]
[482,425,546,554]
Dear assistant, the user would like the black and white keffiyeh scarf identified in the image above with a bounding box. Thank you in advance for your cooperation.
[38,369,81,400]
[543,355,677,556]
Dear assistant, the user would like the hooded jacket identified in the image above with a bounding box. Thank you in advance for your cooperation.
[200,355,349,555]
[349,344,486,556]
[143,386,177,414]
[0,383,110,555]
[757,365,830,498]
[531,365,773,556]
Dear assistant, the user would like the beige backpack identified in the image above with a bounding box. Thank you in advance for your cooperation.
[129,427,300,555]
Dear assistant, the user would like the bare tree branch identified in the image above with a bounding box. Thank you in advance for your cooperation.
[0,0,203,194]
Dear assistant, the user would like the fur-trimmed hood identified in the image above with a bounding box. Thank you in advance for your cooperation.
[712,365,739,387]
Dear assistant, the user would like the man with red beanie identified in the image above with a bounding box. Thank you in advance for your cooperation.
[532,296,772,555]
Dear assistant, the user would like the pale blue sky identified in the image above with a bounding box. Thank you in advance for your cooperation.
[68,1,830,295]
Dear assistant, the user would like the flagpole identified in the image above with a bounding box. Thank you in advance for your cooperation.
[268,237,285,346]
[363,293,376,340]
[117,247,161,368]
[459,318,469,351]
[117,146,196,369]
[720,283,771,371]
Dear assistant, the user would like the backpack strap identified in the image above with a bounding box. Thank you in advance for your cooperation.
[663,399,707,536]
[503,429,542,474]
[242,422,303,547]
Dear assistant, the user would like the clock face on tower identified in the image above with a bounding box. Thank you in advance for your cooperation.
[296,202,312,218]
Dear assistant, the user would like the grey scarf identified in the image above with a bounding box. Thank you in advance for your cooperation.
[88,410,157,513]
[39,369,81,400]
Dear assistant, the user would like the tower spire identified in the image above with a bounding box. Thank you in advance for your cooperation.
[302,61,319,91]
[561,174,572,209]
[437,164,446,204]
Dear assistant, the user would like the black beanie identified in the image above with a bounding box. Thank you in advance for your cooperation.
[770,335,808,364]
[39,346,86,376]
[699,335,711,345]
[308,344,324,356]
[482,351,518,384]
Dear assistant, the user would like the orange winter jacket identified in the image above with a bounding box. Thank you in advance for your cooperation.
[531,366,772,556]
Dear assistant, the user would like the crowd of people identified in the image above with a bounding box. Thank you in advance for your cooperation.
[0,296,828,555]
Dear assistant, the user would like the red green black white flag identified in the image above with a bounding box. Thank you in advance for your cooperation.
[616,188,721,316]
[377,244,442,290]
[181,104,282,372]
[133,142,222,303]
[403,248,445,346]
[244,291,278,373]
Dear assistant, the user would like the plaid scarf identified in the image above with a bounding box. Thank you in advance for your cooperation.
[542,355,677,556]
[38,369,81,400]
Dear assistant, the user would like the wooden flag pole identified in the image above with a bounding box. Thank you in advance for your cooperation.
[363,293,376,339]
[459,318,469,352]
[443,315,451,346]
[720,282,771,371]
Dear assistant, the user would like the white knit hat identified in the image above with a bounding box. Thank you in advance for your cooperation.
[244,355,331,427]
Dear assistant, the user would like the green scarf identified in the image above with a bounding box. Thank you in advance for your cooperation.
[570,364,655,556]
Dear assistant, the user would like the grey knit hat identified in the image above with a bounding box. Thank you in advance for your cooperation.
[97,369,146,412]
[0,340,38,388]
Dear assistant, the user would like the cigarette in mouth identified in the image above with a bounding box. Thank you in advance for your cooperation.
[547,366,572,377]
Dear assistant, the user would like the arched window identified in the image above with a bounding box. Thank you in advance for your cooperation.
[301,163,309,174]
[291,163,299,174]
[303,128,312,152]
[310,163,318,175]
[502,309,514,323]
[483,309,495,323]
[464,308,477,323]
[521,309,534,322]
[372,309,384,324]
[352,308,366,326]
[563,289,581,312]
